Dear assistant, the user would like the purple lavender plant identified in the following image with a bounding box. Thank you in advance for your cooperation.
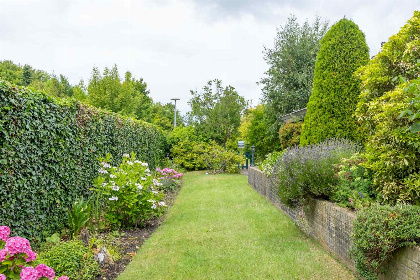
[271,139,360,206]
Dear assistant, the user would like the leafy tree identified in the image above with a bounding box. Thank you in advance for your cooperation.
[188,79,247,146]
[300,18,369,145]
[238,104,274,160]
[0,60,23,85]
[260,15,329,140]
[22,64,33,86]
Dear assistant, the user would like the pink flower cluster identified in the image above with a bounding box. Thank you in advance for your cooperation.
[0,225,69,280]
[156,167,183,180]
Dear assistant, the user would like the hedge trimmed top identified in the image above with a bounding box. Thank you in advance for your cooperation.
[300,18,369,145]
[0,80,166,241]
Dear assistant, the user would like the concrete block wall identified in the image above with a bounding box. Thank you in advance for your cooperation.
[248,166,420,280]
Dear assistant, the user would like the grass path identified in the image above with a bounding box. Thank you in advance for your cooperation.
[118,172,355,280]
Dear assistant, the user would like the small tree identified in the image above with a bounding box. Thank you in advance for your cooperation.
[300,18,369,145]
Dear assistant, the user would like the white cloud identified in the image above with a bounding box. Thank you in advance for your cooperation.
[0,0,418,114]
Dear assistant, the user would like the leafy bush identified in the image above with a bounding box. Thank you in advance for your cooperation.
[350,204,420,279]
[171,140,208,171]
[300,18,369,145]
[155,167,183,192]
[355,12,420,204]
[0,80,166,242]
[38,239,99,280]
[200,142,242,174]
[330,153,376,209]
[278,121,302,150]
[93,153,165,228]
[261,151,283,177]
[272,139,360,206]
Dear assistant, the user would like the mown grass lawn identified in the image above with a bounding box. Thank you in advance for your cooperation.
[118,171,355,280]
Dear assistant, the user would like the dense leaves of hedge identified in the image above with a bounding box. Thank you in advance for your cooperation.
[355,12,420,204]
[278,121,302,150]
[0,80,166,242]
[351,204,420,280]
[300,18,369,145]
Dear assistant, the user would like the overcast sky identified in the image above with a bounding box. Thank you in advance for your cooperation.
[0,0,418,114]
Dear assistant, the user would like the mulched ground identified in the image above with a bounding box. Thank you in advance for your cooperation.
[94,190,180,280]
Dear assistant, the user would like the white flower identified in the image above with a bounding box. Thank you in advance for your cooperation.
[112,185,120,191]
[110,174,117,178]
[134,160,141,164]
[145,168,150,173]
[135,183,143,190]
[123,153,130,158]
[153,179,162,186]
[152,191,158,194]
[141,177,146,181]
[158,201,166,207]
[99,168,108,174]
[102,182,108,187]
[151,204,157,209]
[109,196,118,201]
[141,162,148,167]
[127,161,133,166]
[147,199,155,203]
[101,162,111,168]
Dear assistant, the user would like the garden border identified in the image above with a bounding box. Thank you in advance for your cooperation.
[248,166,420,280]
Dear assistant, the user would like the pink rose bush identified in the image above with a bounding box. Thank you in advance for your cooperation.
[155,167,183,192]
[0,226,68,280]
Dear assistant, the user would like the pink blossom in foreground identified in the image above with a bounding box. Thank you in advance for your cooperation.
[20,266,38,280]
[35,264,55,280]
[0,249,7,262]
[5,236,31,256]
[57,276,70,280]
[0,274,6,280]
[0,226,10,242]
[24,249,37,262]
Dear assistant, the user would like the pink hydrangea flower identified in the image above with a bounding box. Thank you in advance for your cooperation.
[35,264,55,280]
[57,276,70,280]
[24,249,37,262]
[0,226,10,242]
[5,236,31,256]
[0,274,6,280]
[0,249,7,262]
[20,267,38,280]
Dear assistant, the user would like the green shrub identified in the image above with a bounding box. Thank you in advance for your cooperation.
[38,239,100,280]
[93,153,165,228]
[355,12,420,204]
[300,18,369,145]
[272,139,360,206]
[171,140,208,171]
[351,204,420,279]
[261,151,283,177]
[331,153,376,209]
[0,80,166,242]
[68,197,92,238]
[278,121,302,150]
[200,141,242,174]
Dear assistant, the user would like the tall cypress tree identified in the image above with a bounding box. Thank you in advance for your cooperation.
[300,18,369,145]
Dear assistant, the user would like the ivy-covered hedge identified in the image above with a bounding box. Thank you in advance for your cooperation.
[0,80,166,242]
[300,18,369,145]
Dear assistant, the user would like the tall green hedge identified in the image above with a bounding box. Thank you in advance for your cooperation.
[300,18,369,145]
[0,80,166,242]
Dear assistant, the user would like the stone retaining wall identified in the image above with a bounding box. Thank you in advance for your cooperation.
[248,166,420,280]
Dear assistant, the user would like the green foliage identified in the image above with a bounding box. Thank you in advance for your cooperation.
[93,153,165,228]
[330,153,376,209]
[351,204,420,279]
[355,12,420,204]
[187,79,246,146]
[68,198,92,239]
[300,18,370,145]
[0,80,166,242]
[171,140,207,171]
[260,15,329,140]
[261,151,283,177]
[239,104,274,160]
[167,125,203,150]
[278,121,302,150]
[272,139,360,206]
[200,142,242,174]
[38,239,100,280]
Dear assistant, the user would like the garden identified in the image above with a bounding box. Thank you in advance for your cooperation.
[0,9,419,280]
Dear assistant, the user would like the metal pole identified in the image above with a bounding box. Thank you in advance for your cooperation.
[171,98,180,128]
[251,145,255,167]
